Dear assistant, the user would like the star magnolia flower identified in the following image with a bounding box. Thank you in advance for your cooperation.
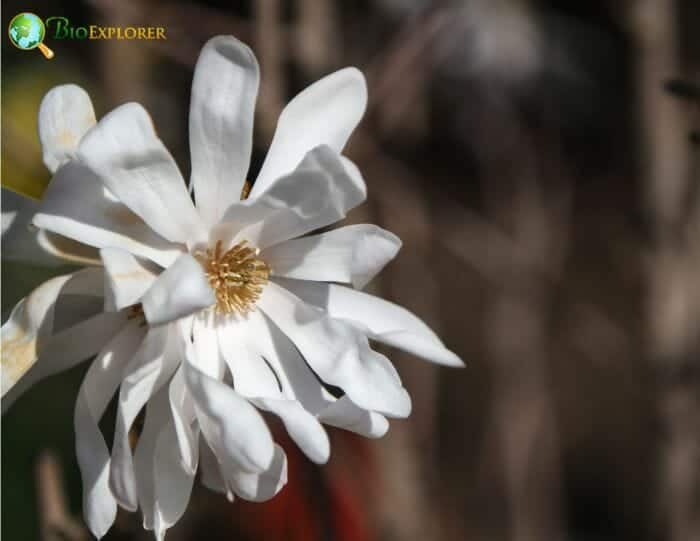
[1,36,463,540]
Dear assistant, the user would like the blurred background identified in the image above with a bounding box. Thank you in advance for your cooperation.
[3,0,700,540]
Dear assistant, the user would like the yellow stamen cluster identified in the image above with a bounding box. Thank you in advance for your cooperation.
[200,240,270,315]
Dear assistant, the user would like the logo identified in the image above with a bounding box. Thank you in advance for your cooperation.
[8,12,54,59]
[8,13,167,59]
[45,17,167,41]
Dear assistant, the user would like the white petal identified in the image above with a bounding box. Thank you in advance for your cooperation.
[2,186,98,268]
[191,315,224,379]
[317,396,389,438]
[2,312,126,413]
[168,367,200,474]
[244,308,390,438]
[100,247,158,311]
[152,415,196,539]
[2,276,72,388]
[199,439,226,495]
[110,325,178,511]
[223,444,288,502]
[39,84,96,173]
[263,224,401,288]
[218,146,366,250]
[141,254,215,326]
[1,189,70,266]
[74,321,144,539]
[168,317,218,475]
[254,398,330,463]
[1,268,104,397]
[41,311,126,364]
[36,231,101,266]
[134,387,195,539]
[134,387,166,531]
[33,161,182,267]
[238,310,326,409]
[189,35,259,226]
[276,278,464,367]
[257,282,411,417]
[218,318,330,464]
[77,103,207,246]
[251,68,367,197]
[217,319,279,398]
[52,297,106,337]
[181,326,275,474]
[2,186,30,235]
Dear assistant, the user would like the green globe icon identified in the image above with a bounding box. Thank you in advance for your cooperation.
[8,13,54,58]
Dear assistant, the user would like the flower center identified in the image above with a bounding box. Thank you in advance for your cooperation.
[199,240,270,315]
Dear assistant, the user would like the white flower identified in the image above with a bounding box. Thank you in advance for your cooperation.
[1,35,463,540]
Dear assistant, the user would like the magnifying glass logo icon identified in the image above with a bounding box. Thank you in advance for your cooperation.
[8,13,54,59]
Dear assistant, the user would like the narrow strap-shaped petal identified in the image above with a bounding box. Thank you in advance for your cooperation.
[262,224,401,288]
[199,439,226,495]
[151,419,196,540]
[217,319,279,398]
[39,84,96,173]
[243,309,390,438]
[33,161,183,267]
[2,311,127,413]
[169,367,200,474]
[75,321,144,539]
[257,282,411,418]
[1,188,80,266]
[134,387,196,540]
[141,254,215,326]
[1,268,104,397]
[318,396,389,438]
[222,444,288,502]
[236,310,326,409]
[110,325,178,511]
[36,230,101,266]
[251,68,367,197]
[4,182,99,267]
[243,310,372,420]
[101,247,159,311]
[189,35,259,226]
[134,386,166,531]
[216,146,366,250]
[275,278,464,367]
[218,317,330,464]
[251,398,330,463]
[77,102,207,246]
[180,322,275,474]
[191,315,224,378]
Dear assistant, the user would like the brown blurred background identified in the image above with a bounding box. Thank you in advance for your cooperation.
[3,1,700,540]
